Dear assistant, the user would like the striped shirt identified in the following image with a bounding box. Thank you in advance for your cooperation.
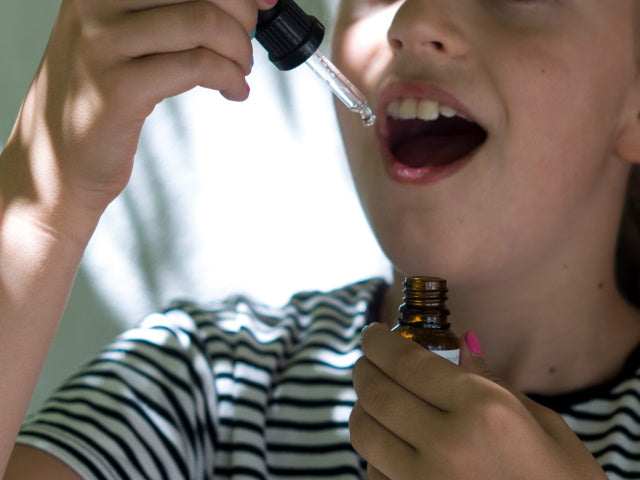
[17,278,640,479]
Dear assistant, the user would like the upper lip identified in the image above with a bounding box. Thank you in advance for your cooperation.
[376,80,481,134]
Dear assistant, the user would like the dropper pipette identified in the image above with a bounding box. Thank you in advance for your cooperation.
[255,0,376,127]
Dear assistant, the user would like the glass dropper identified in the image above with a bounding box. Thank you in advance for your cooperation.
[304,51,376,127]
[255,0,376,127]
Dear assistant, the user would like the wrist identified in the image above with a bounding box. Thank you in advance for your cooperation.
[0,140,104,251]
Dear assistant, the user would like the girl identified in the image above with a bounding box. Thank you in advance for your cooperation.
[2,0,640,478]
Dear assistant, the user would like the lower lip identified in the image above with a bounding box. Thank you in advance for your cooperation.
[380,145,477,186]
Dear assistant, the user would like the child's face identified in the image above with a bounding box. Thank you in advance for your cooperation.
[332,0,640,284]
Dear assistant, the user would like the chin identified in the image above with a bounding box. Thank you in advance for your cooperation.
[376,232,456,276]
[372,221,507,288]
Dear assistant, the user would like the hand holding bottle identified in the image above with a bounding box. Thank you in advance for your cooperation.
[350,324,607,480]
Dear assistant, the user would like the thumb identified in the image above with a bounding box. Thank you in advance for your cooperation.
[459,331,507,387]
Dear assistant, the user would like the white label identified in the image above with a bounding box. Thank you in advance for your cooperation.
[432,349,460,365]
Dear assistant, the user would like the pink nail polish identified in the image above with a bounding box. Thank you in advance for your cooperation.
[465,332,483,356]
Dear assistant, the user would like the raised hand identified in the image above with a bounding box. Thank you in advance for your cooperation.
[2,0,276,225]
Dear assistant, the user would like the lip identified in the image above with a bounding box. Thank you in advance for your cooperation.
[375,80,485,185]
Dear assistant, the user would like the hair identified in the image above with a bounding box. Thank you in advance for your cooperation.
[615,4,640,307]
[617,165,640,307]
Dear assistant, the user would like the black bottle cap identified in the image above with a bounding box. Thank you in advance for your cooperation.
[255,0,325,71]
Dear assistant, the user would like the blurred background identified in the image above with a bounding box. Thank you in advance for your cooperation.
[0,1,390,414]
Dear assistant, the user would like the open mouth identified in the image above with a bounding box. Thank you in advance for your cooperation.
[383,98,487,170]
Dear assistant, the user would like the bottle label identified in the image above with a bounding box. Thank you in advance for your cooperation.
[432,349,460,365]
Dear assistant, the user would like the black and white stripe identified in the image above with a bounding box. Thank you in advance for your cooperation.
[531,347,640,480]
[18,278,640,479]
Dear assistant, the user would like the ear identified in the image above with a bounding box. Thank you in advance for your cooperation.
[616,115,640,164]
[616,85,640,164]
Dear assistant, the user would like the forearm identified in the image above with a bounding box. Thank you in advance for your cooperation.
[0,142,100,476]
[0,0,276,473]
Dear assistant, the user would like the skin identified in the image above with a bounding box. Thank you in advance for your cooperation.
[0,0,275,477]
[2,0,640,478]
[331,0,640,478]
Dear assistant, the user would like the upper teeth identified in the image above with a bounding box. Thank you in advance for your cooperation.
[388,98,466,121]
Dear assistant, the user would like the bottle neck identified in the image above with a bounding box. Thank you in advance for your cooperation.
[398,276,451,329]
[398,304,451,329]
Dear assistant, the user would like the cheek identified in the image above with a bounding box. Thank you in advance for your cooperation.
[520,75,627,194]
[331,16,393,96]
[331,21,391,189]
[488,29,632,205]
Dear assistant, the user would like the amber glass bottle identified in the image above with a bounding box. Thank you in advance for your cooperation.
[392,276,460,364]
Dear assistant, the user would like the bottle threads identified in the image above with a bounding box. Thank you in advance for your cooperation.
[393,276,460,364]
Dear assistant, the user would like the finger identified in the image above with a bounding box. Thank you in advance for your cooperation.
[143,47,249,100]
[349,402,417,480]
[361,323,463,411]
[352,355,446,447]
[120,0,272,33]
[103,47,249,120]
[107,2,254,74]
[113,0,201,10]
[255,0,278,10]
[367,464,392,480]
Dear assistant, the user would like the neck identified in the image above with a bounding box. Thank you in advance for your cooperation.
[380,263,640,396]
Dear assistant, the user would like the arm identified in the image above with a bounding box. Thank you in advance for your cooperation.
[0,0,277,475]
[4,447,82,480]
[0,118,99,479]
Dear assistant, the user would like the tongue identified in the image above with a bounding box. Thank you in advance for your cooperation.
[388,117,487,169]
[393,132,485,168]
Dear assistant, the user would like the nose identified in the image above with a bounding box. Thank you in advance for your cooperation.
[387,0,470,60]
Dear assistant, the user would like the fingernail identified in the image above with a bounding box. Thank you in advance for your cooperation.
[246,83,251,94]
[465,331,483,356]
[360,324,372,340]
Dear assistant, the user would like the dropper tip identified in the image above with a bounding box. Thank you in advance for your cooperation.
[359,104,376,127]
[361,113,376,128]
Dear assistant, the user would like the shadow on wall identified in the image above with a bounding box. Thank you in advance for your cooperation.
[0,0,62,143]
[31,267,126,418]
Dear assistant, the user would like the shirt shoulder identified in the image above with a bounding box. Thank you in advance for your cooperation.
[161,277,387,362]
[529,343,640,480]
[17,278,387,480]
